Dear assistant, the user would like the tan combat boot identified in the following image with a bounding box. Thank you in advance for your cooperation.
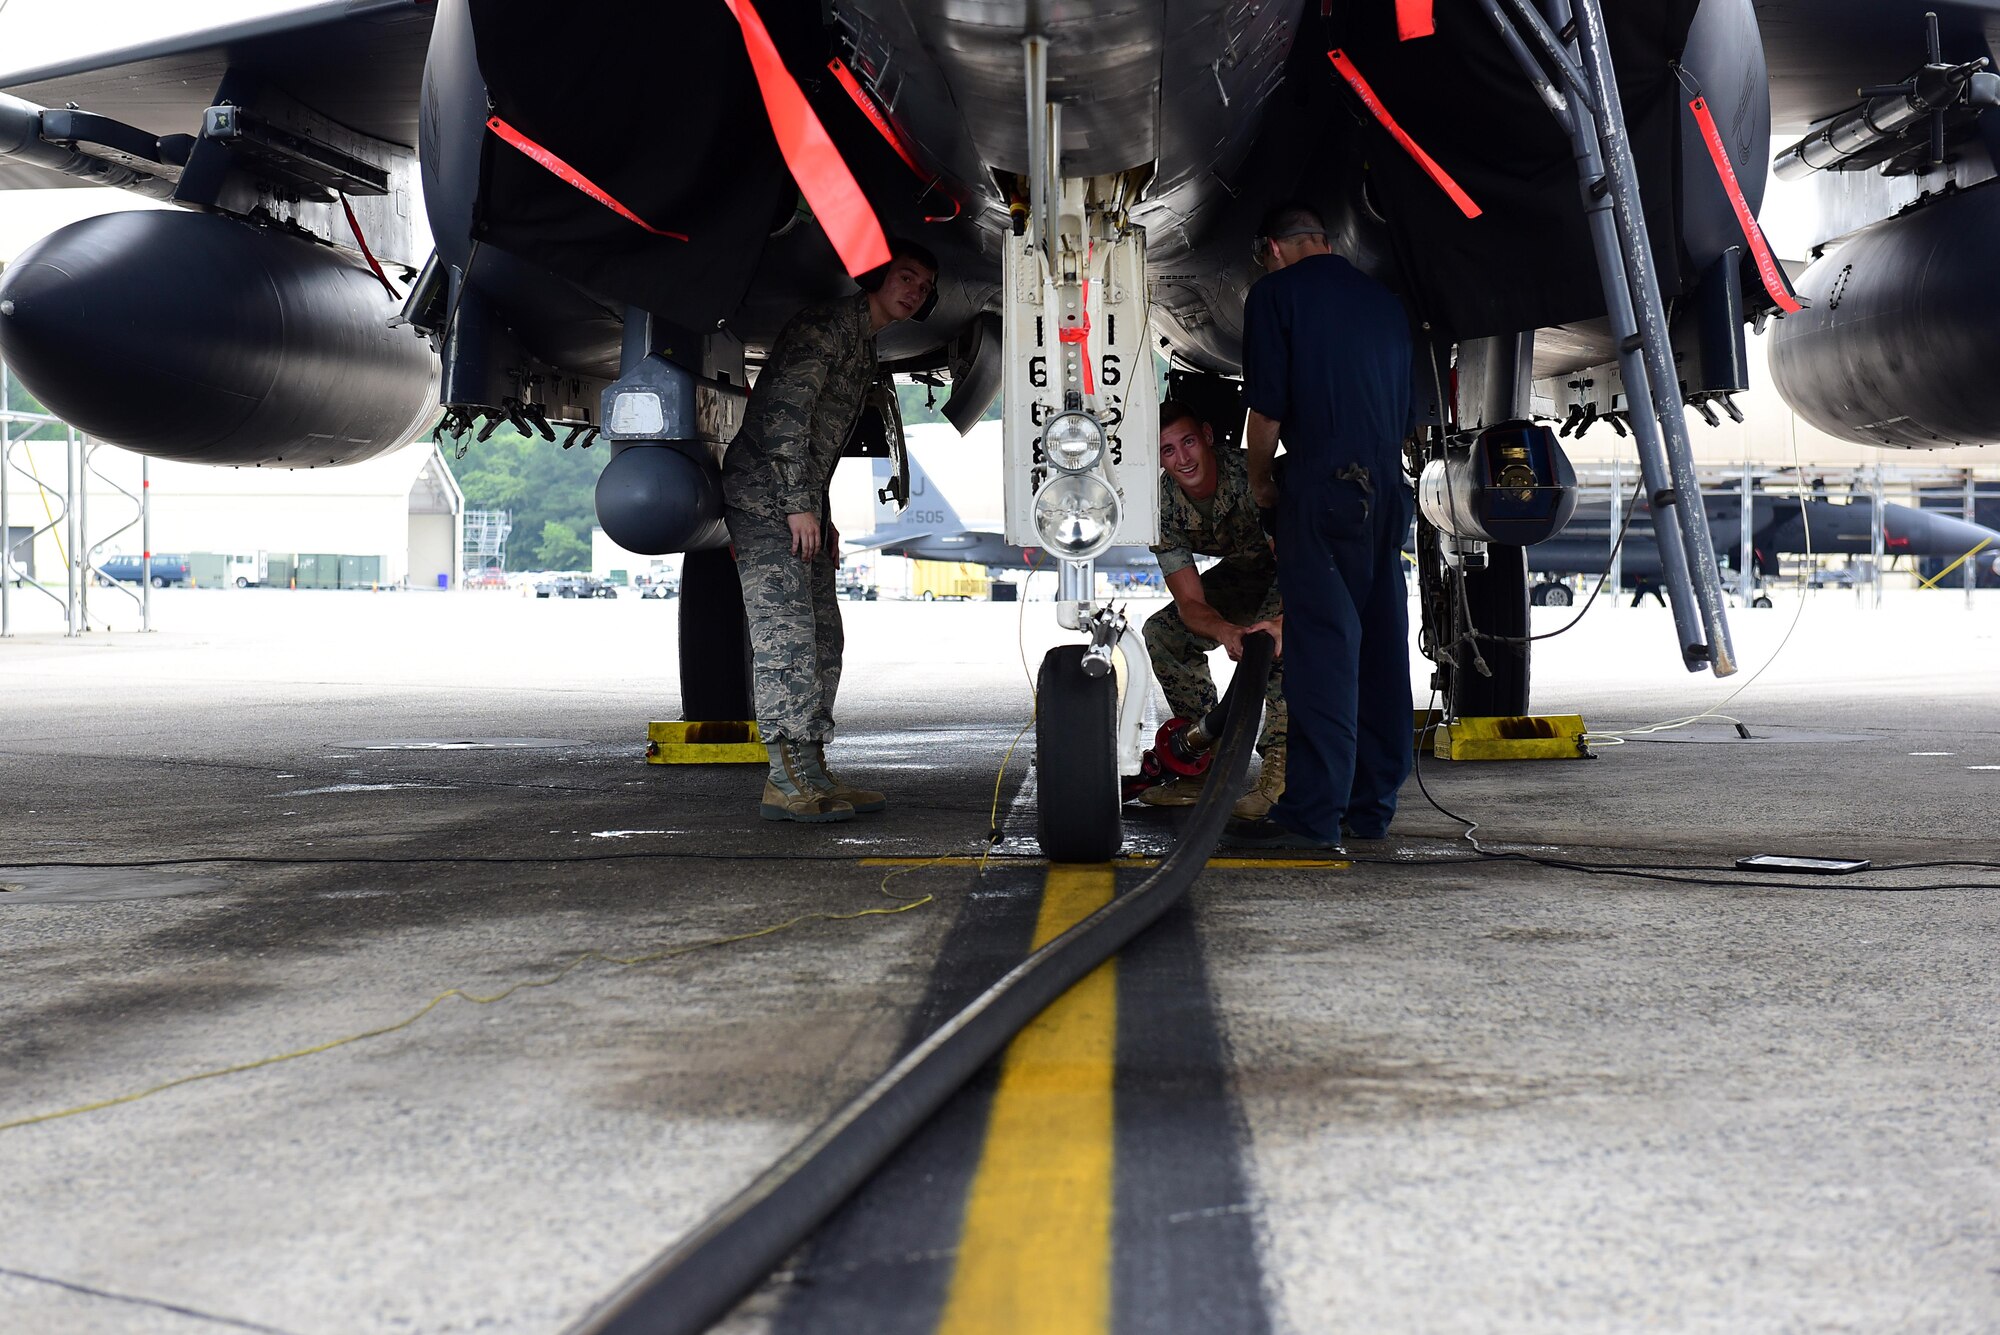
[1231,744,1287,821]
[1140,772,1207,807]
[760,740,855,823]
[807,742,886,814]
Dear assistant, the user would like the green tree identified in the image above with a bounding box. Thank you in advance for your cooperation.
[534,519,589,570]
[442,425,610,570]
[2,369,69,442]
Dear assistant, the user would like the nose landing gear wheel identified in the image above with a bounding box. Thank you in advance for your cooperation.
[1035,644,1121,862]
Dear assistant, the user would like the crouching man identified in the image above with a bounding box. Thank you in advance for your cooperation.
[1140,400,1287,817]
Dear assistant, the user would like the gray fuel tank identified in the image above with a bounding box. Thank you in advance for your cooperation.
[1769,185,2000,448]
[0,209,438,466]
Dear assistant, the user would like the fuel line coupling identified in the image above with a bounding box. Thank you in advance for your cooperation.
[1124,697,1232,802]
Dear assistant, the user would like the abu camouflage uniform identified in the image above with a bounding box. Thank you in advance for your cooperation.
[1144,445,1287,754]
[722,291,877,743]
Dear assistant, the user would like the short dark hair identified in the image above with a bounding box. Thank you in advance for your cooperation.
[1158,399,1206,434]
[1255,201,1326,241]
[857,237,939,291]
[894,235,939,272]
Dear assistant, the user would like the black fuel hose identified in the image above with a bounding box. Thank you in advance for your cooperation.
[570,632,1276,1335]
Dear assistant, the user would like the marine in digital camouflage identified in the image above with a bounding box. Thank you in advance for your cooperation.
[1145,445,1286,754]
[1150,445,1277,583]
[722,290,877,741]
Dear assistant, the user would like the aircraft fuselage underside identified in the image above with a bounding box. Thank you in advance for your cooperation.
[11,0,2000,858]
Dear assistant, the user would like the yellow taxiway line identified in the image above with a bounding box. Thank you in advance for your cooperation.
[858,856,1349,870]
[935,864,1118,1335]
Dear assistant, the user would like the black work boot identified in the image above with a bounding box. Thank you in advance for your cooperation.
[1220,814,1345,854]
[760,739,855,823]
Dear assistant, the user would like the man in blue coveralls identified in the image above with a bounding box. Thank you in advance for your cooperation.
[1224,202,1416,851]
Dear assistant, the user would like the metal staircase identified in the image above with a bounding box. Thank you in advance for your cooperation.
[461,508,512,585]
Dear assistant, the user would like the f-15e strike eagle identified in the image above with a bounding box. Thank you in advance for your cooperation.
[1526,492,2000,602]
[2,0,1996,858]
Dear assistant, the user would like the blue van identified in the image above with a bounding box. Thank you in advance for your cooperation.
[97,554,190,587]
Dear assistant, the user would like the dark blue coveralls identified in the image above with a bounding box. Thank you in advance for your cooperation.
[1242,253,1415,842]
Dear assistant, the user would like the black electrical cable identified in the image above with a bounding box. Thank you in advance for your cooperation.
[1344,851,2000,893]
[1478,476,1644,644]
[566,634,1275,1335]
[0,852,937,870]
[1342,850,2000,877]
[1406,694,2000,891]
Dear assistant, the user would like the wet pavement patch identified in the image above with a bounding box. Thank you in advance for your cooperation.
[1486,925,1609,943]
[335,738,584,751]
[0,867,227,905]
[274,782,453,796]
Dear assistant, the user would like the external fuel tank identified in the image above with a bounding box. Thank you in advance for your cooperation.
[1768,185,2000,448]
[0,209,438,466]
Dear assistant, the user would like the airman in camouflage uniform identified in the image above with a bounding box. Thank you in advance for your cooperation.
[1143,401,1288,817]
[721,241,938,823]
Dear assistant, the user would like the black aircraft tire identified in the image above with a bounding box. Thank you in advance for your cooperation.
[1035,645,1121,862]
[679,547,753,722]
[1753,595,1773,609]
[1453,546,1530,718]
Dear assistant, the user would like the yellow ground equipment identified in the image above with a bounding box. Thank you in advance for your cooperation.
[1430,713,1591,761]
[909,560,990,600]
[645,720,767,765]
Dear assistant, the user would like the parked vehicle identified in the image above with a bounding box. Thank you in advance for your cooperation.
[639,577,680,599]
[184,552,266,587]
[222,553,266,587]
[536,574,617,599]
[96,554,190,587]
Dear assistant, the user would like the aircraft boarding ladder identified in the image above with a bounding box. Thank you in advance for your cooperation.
[1479,0,1739,676]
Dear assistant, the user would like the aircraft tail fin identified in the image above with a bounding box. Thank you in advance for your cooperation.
[871,450,964,535]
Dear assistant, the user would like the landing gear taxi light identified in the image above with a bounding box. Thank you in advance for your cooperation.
[1033,471,1120,561]
[1043,410,1106,472]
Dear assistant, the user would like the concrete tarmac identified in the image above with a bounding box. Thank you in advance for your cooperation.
[1,587,1996,1333]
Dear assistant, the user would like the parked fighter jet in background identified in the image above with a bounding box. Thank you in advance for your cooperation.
[854,444,1157,576]
[1525,492,2000,602]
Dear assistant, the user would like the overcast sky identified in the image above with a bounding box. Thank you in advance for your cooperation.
[0,2,346,255]
[0,0,316,78]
